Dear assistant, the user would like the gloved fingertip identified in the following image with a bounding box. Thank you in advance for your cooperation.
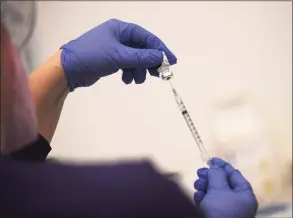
[134,78,146,84]
[194,179,201,190]
[193,180,198,190]
[194,178,208,191]
[122,69,134,84]
[148,67,160,77]
[133,68,147,84]
[211,157,229,168]
[122,79,133,85]
[211,157,224,165]
[168,56,177,65]
[197,167,208,173]
[197,167,208,178]
[193,191,205,205]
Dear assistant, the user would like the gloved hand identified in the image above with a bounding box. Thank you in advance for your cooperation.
[194,157,258,218]
[60,19,177,91]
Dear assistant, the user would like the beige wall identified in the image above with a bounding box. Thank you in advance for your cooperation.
[27,1,292,201]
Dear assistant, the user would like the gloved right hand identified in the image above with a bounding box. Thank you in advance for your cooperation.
[194,157,258,218]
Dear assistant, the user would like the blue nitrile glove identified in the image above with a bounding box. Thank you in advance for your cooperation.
[194,157,258,218]
[60,19,177,91]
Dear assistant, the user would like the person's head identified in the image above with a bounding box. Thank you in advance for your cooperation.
[1,1,38,154]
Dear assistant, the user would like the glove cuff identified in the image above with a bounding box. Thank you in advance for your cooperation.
[60,47,101,92]
[60,47,78,91]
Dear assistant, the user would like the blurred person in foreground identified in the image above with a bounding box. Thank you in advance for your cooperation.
[0,2,258,218]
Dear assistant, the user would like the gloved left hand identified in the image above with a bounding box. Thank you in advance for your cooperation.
[60,19,177,91]
[194,158,258,218]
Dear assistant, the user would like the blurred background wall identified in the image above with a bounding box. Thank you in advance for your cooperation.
[24,1,291,210]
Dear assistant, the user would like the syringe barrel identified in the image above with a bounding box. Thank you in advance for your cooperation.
[173,90,211,165]
[170,83,211,166]
[182,111,204,146]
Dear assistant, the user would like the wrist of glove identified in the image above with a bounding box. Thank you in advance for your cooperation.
[60,19,177,91]
[194,157,258,218]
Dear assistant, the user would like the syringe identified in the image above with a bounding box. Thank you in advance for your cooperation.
[169,80,211,166]
[158,52,211,166]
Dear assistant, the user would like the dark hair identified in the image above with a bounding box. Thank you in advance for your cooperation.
[1,1,36,50]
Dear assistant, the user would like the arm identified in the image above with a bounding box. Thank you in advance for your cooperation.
[28,50,69,143]
[27,19,177,143]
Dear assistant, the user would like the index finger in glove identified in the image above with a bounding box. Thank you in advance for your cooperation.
[119,21,177,65]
